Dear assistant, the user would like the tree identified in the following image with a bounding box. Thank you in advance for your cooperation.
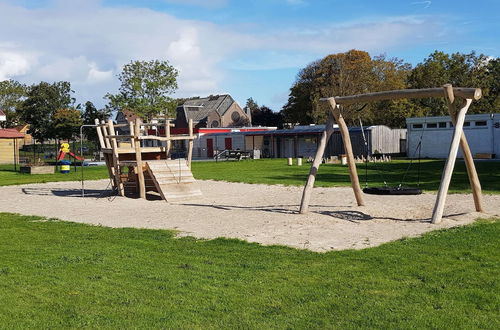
[106,60,179,120]
[0,80,28,128]
[81,101,111,147]
[408,51,494,116]
[20,81,74,143]
[245,98,284,128]
[52,108,83,141]
[283,50,411,126]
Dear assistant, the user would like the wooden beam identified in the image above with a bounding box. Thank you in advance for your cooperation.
[134,119,146,199]
[138,135,196,141]
[320,87,482,105]
[108,119,124,196]
[443,84,483,212]
[100,120,111,148]
[299,113,336,214]
[328,100,364,206]
[187,119,194,168]
[129,121,136,148]
[94,118,105,149]
[166,119,171,160]
[431,98,473,224]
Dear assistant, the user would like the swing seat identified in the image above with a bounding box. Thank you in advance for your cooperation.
[363,186,422,195]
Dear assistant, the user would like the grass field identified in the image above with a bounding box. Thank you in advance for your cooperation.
[0,165,107,187]
[1,158,499,193]
[191,159,500,194]
[0,213,498,328]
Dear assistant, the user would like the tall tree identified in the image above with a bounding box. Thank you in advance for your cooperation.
[52,108,83,141]
[245,98,284,128]
[408,51,494,116]
[0,80,28,128]
[20,81,74,143]
[105,60,179,120]
[81,101,111,147]
[283,50,411,126]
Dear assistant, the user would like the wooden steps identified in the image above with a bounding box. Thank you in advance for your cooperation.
[145,159,202,201]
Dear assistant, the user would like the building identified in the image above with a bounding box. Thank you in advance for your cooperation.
[0,110,6,122]
[0,129,24,164]
[175,94,251,129]
[406,113,500,159]
[14,124,33,146]
[196,125,406,159]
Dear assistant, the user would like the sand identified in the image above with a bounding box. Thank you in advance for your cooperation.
[0,179,498,252]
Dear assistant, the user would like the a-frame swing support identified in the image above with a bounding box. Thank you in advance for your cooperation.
[299,85,484,224]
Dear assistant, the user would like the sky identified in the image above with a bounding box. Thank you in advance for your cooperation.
[0,0,498,111]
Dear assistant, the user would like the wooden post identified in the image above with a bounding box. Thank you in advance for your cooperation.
[101,120,111,148]
[129,121,136,149]
[329,100,364,206]
[443,84,483,212]
[95,119,105,149]
[299,113,336,214]
[431,98,473,224]
[134,119,146,199]
[108,119,124,196]
[166,119,171,160]
[187,119,194,168]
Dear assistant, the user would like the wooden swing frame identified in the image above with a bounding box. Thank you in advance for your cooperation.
[299,84,484,224]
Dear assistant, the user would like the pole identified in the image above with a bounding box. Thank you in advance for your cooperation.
[80,124,98,198]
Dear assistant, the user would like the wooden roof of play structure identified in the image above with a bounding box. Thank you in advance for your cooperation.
[95,117,202,201]
[299,85,483,225]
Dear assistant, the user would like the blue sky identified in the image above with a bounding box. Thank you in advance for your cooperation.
[0,0,498,111]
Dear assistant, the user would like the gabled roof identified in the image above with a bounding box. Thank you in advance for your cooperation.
[179,94,235,122]
[116,109,139,123]
[0,128,24,138]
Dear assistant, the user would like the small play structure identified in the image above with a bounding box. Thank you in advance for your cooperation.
[57,142,83,162]
[94,117,201,201]
[300,85,484,224]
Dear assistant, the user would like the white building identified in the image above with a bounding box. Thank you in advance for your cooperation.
[406,113,500,159]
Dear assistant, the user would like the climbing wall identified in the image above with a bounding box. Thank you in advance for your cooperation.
[145,159,202,201]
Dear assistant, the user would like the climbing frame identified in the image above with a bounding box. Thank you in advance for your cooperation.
[95,117,201,201]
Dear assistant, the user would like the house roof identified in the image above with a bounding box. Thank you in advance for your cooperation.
[117,109,140,123]
[15,124,30,132]
[0,128,24,138]
[179,94,235,122]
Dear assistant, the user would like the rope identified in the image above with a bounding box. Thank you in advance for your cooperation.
[399,112,429,187]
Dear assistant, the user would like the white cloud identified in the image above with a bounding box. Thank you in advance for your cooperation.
[0,1,447,107]
[0,49,34,80]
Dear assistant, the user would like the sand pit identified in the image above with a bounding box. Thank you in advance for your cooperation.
[0,179,498,252]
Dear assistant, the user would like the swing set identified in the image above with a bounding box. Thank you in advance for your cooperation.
[299,84,484,224]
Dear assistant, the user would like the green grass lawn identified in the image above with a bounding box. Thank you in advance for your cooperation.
[192,159,500,194]
[1,158,499,193]
[0,164,108,186]
[0,213,498,328]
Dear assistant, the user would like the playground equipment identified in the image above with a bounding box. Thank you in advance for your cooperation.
[299,84,484,224]
[57,143,83,162]
[95,117,201,201]
[57,142,83,173]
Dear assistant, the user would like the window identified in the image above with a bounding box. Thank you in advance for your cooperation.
[427,123,437,128]
[464,121,471,127]
[231,111,241,122]
[211,120,219,128]
[475,121,487,126]
[412,124,423,129]
[439,122,447,128]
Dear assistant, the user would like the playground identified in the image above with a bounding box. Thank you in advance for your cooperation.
[1,178,499,251]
